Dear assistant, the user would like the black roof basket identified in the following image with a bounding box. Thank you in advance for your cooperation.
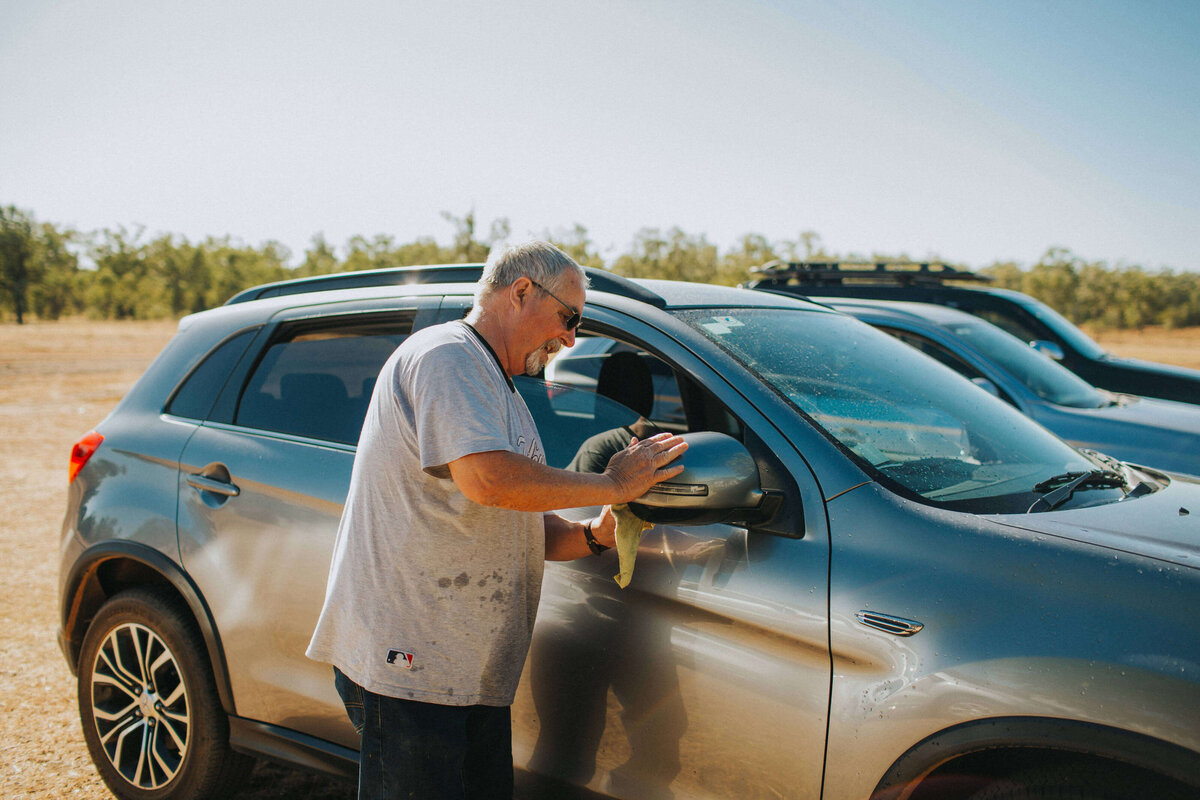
[748,260,991,287]
[224,263,667,308]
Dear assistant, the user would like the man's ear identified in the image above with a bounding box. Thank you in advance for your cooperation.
[509,277,535,311]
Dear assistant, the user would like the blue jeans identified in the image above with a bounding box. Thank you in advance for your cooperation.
[334,668,514,800]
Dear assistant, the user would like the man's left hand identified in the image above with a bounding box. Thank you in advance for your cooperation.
[590,505,617,549]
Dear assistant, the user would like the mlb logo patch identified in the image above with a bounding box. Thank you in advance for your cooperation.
[386,649,415,669]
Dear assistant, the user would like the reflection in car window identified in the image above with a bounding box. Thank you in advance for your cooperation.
[516,378,647,470]
[521,335,686,470]
[545,337,686,430]
[1003,292,1109,360]
[674,308,1109,513]
[883,329,1020,408]
[235,321,409,444]
[944,320,1108,408]
[970,309,1042,348]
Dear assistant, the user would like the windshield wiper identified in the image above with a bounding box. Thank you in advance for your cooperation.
[1079,449,1159,497]
[1028,470,1128,512]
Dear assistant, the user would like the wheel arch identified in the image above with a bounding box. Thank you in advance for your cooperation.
[60,540,237,715]
[871,716,1200,800]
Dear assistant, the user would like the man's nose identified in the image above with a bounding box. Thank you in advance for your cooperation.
[560,326,576,348]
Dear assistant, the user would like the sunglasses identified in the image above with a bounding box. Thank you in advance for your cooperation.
[530,280,581,331]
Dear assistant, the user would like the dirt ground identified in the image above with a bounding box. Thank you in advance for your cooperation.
[1,318,1197,798]
[1083,324,1200,371]
[0,319,352,799]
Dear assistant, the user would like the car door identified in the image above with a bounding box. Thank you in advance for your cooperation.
[176,301,433,745]
[500,308,833,800]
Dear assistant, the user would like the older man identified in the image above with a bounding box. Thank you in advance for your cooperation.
[306,240,687,799]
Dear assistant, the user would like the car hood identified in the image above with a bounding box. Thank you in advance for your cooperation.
[992,473,1200,570]
[1096,395,1200,434]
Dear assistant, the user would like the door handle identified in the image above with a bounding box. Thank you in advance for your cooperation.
[187,471,240,497]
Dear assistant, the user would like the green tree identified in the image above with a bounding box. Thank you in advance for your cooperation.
[0,206,36,323]
[394,236,451,266]
[343,234,405,272]
[87,227,147,319]
[980,260,1023,291]
[1024,248,1082,321]
[181,246,213,314]
[29,221,82,319]
[296,234,339,277]
[547,224,605,269]
[1074,261,1122,329]
[718,233,780,285]
[441,210,510,262]
[204,238,289,306]
[611,227,719,283]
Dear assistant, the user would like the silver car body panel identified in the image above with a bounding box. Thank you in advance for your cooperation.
[822,480,1200,798]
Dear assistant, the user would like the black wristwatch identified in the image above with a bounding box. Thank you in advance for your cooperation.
[583,522,609,555]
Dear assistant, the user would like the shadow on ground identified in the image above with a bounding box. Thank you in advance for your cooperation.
[241,760,355,799]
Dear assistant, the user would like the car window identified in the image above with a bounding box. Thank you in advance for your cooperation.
[166,328,258,420]
[1006,293,1109,360]
[943,319,1109,408]
[233,316,411,444]
[886,328,987,379]
[523,333,688,470]
[969,308,1043,346]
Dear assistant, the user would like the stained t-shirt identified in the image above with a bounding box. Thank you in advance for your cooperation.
[306,321,546,706]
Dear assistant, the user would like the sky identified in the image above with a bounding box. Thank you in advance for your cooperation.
[2,0,1198,271]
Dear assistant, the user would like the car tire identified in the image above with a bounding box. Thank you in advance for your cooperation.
[77,587,254,800]
[965,762,1143,800]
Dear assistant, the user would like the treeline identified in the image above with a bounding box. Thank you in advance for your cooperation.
[2,205,1199,329]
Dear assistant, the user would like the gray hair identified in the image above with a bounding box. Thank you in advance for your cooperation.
[477,240,588,301]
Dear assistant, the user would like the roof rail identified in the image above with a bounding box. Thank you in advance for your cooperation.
[747,260,991,287]
[224,263,668,308]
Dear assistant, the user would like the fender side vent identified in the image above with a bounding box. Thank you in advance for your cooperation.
[857,611,924,637]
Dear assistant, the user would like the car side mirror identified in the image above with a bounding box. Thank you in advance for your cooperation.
[1029,340,1064,361]
[628,432,772,525]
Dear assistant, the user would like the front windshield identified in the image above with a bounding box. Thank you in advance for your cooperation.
[945,319,1109,408]
[674,308,1114,514]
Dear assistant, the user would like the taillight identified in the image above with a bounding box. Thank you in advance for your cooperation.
[69,431,104,484]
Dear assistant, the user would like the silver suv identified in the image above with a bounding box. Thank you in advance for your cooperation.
[58,266,1200,800]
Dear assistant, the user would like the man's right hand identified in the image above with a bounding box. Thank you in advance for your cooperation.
[603,432,689,503]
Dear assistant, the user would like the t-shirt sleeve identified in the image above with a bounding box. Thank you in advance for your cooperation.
[401,339,514,478]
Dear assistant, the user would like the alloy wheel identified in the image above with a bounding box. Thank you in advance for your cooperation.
[89,621,190,790]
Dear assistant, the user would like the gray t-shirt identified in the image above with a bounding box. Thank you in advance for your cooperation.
[306,321,546,706]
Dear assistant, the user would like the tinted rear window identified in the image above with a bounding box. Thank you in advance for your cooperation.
[233,318,411,444]
[166,329,258,420]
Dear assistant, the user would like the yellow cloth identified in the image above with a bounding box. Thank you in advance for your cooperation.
[612,503,653,588]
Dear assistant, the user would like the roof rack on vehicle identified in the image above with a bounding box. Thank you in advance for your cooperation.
[748,260,991,287]
[224,263,668,308]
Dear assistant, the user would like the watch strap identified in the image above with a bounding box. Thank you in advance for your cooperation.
[583,522,609,555]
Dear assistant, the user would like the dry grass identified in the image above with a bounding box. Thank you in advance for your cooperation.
[2,318,1196,798]
[1085,325,1200,371]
